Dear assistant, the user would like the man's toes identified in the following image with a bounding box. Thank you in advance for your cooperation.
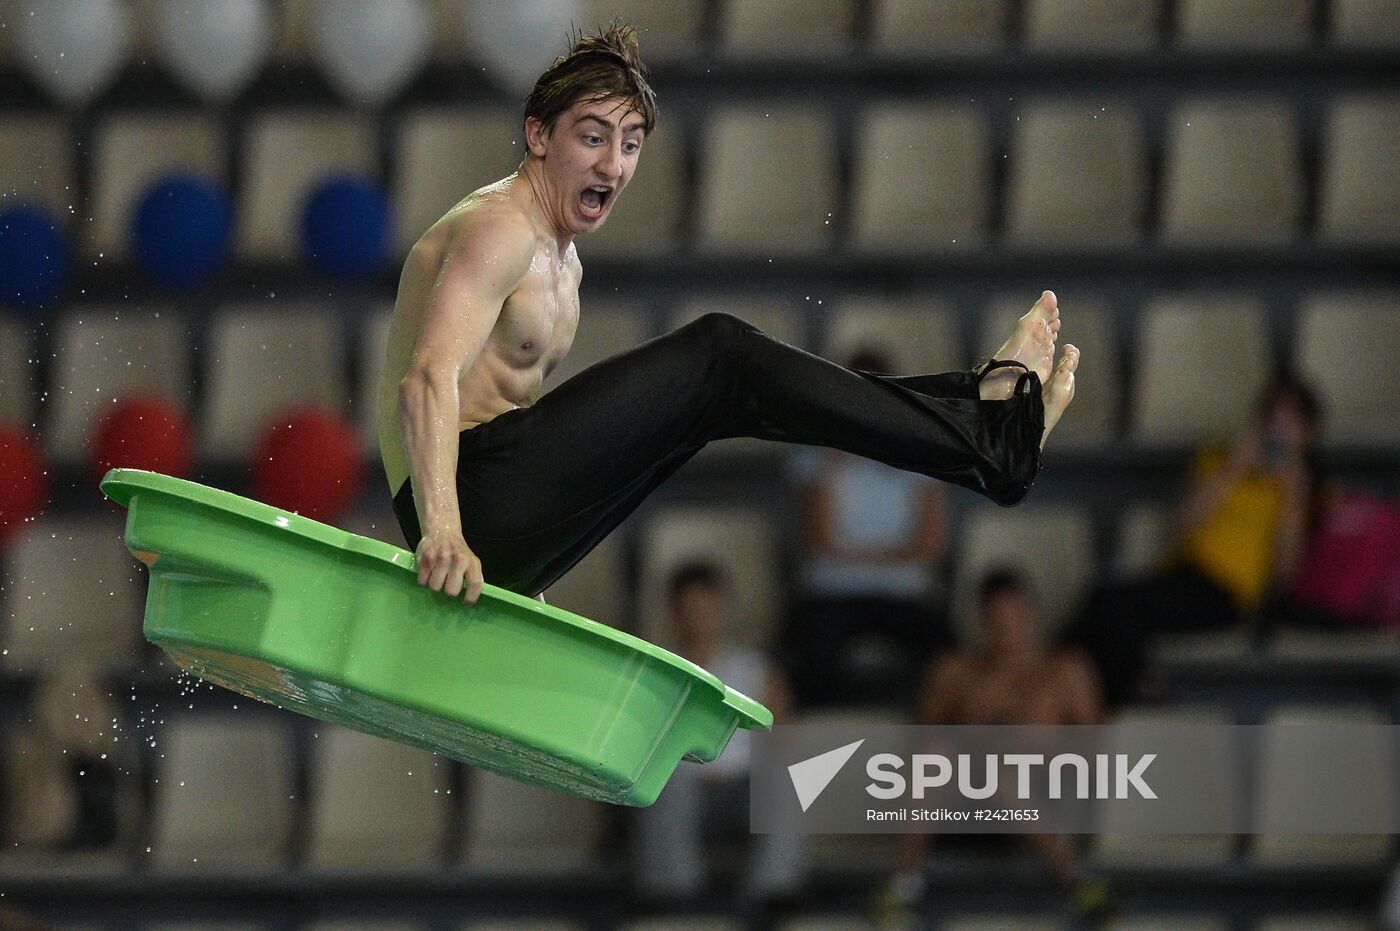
[1059,343,1081,373]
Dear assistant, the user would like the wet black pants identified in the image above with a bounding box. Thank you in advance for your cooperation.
[392,312,1044,597]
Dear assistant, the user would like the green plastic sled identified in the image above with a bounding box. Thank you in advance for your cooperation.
[100,468,771,807]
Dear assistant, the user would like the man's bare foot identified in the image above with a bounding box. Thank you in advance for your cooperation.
[1041,344,1079,450]
[979,291,1060,401]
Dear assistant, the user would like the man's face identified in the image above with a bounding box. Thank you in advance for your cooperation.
[980,589,1036,655]
[672,581,727,644]
[526,95,645,235]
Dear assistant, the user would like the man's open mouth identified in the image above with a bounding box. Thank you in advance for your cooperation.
[580,185,612,216]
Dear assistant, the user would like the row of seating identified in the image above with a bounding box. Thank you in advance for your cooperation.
[1,703,1391,878]
[3,93,1397,263]
[2,290,1396,481]
[4,0,1393,77]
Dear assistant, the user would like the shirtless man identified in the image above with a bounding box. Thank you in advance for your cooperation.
[378,23,1079,607]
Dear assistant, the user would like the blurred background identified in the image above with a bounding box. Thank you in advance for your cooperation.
[0,0,1398,929]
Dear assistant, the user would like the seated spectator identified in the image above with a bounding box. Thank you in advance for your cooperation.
[878,569,1110,924]
[633,562,805,904]
[1063,369,1330,706]
[783,347,952,708]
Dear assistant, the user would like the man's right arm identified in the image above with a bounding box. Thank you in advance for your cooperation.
[398,210,535,603]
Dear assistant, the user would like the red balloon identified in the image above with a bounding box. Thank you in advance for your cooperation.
[90,394,194,487]
[0,421,48,545]
[251,406,363,523]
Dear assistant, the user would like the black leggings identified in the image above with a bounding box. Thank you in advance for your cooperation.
[392,312,1044,597]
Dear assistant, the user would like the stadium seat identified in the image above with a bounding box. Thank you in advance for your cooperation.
[455,921,585,931]
[822,296,964,375]
[148,714,296,871]
[1254,917,1375,931]
[0,314,34,428]
[1129,295,1271,446]
[1250,705,1395,866]
[1331,0,1400,47]
[580,125,686,258]
[1091,706,1239,868]
[1319,95,1400,245]
[950,505,1096,640]
[1113,503,1171,578]
[1176,0,1312,49]
[944,917,1062,931]
[0,114,73,223]
[620,920,743,931]
[718,0,856,58]
[849,103,992,253]
[392,107,522,255]
[199,304,349,461]
[304,725,452,871]
[778,914,882,931]
[269,0,314,63]
[541,532,628,630]
[459,770,607,877]
[357,303,395,456]
[86,111,225,259]
[1004,101,1147,250]
[695,105,836,256]
[636,504,782,647]
[668,298,811,460]
[1160,99,1302,246]
[238,111,378,260]
[145,925,268,931]
[1,513,144,676]
[540,299,651,389]
[1024,0,1161,52]
[45,306,193,465]
[1267,630,1400,664]
[303,922,427,931]
[579,0,705,62]
[979,294,1117,447]
[1106,919,1231,931]
[869,0,1008,57]
[1293,291,1400,447]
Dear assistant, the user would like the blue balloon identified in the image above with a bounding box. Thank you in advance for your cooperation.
[0,204,71,314]
[133,173,232,290]
[301,175,391,281]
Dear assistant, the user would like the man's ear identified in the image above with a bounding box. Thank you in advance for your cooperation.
[524,116,549,158]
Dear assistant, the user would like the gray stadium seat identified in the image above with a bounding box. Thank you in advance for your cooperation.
[0,115,72,223]
[1113,503,1171,578]
[148,715,295,872]
[357,304,395,457]
[1005,101,1147,250]
[1160,98,1302,246]
[303,922,427,931]
[392,107,522,255]
[459,770,607,877]
[718,0,857,58]
[637,504,782,648]
[1254,917,1375,931]
[1106,919,1231,931]
[1177,0,1312,49]
[1293,291,1400,448]
[86,111,225,260]
[1024,0,1160,52]
[696,105,836,256]
[541,299,651,389]
[304,725,452,871]
[944,917,1062,931]
[869,0,1008,57]
[620,920,744,931]
[979,294,1117,447]
[1,514,144,676]
[1129,295,1270,446]
[1331,0,1400,48]
[1319,95,1400,246]
[579,125,686,258]
[199,304,349,461]
[822,296,964,375]
[455,921,585,931]
[850,103,992,253]
[238,110,377,260]
[45,306,193,465]
[578,0,704,63]
[0,314,34,428]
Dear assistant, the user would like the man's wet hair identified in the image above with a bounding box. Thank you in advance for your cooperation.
[524,20,657,137]
[978,567,1031,605]
[668,561,726,603]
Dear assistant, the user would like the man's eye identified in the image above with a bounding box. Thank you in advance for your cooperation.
[585,135,602,144]
[624,142,640,153]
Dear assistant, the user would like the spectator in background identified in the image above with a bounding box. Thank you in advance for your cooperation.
[784,347,952,709]
[878,570,1109,924]
[1063,369,1329,706]
[633,562,805,905]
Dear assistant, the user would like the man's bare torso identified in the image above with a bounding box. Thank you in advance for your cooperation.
[377,175,582,493]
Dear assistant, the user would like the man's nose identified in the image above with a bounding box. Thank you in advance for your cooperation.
[597,142,623,180]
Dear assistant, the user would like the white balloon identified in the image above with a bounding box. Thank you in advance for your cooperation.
[17,0,130,106]
[459,0,583,99]
[155,0,271,103]
[311,0,431,106]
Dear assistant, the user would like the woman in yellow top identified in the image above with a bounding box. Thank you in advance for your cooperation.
[1064,370,1325,707]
